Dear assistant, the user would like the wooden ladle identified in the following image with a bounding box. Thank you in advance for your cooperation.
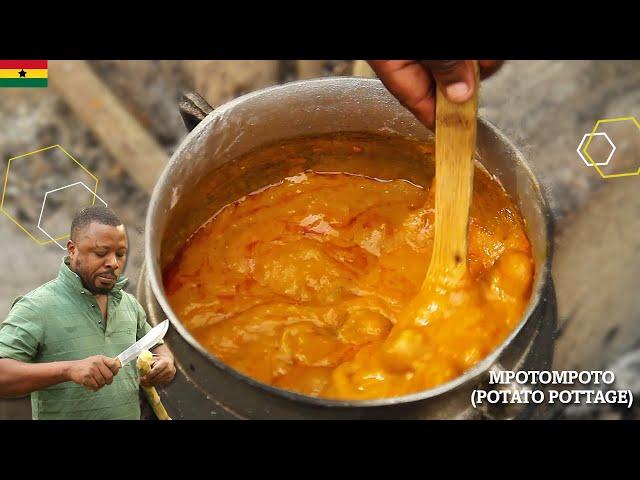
[424,61,480,288]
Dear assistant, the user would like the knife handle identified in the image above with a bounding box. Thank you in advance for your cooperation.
[112,357,123,370]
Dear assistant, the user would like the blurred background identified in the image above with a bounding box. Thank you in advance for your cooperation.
[2,60,640,419]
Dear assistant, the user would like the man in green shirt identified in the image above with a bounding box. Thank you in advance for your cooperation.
[0,206,176,419]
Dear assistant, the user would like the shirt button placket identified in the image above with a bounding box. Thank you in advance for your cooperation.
[91,303,102,324]
[84,291,102,328]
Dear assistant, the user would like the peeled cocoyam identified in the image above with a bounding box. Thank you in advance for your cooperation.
[137,349,172,420]
[136,350,153,370]
[138,350,154,363]
[137,350,154,375]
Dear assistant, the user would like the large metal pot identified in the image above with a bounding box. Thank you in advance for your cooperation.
[140,77,556,419]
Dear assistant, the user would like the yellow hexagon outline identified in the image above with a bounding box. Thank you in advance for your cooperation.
[0,145,100,245]
[583,116,640,179]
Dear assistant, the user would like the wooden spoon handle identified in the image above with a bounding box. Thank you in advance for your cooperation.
[425,61,480,287]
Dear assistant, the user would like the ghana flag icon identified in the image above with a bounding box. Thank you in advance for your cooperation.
[0,60,48,88]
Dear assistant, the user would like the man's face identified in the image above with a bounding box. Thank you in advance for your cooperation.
[67,222,128,295]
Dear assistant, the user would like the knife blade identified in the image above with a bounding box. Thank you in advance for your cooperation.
[115,319,169,367]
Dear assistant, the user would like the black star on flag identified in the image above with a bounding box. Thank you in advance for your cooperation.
[18,69,26,77]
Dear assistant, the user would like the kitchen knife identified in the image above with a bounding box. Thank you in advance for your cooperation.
[115,319,169,367]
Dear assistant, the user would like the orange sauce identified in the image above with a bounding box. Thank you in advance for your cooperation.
[164,134,533,399]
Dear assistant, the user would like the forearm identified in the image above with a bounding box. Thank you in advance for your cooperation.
[0,358,71,397]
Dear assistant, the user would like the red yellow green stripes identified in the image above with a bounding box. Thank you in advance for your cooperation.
[0,60,48,88]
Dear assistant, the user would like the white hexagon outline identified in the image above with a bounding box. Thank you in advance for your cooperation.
[577,132,616,167]
[37,181,108,250]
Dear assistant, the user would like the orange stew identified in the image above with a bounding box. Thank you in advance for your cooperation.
[164,135,534,400]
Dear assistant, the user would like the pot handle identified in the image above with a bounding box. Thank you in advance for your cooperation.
[179,91,214,132]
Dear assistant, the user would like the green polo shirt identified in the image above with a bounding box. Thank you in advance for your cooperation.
[0,256,154,420]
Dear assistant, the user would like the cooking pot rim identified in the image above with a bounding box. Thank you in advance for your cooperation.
[145,77,554,408]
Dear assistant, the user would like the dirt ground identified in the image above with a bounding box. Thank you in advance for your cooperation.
[1,60,639,419]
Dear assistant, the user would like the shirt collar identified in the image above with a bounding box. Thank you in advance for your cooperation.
[58,256,128,302]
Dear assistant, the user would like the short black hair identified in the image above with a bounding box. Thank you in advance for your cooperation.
[70,206,123,241]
